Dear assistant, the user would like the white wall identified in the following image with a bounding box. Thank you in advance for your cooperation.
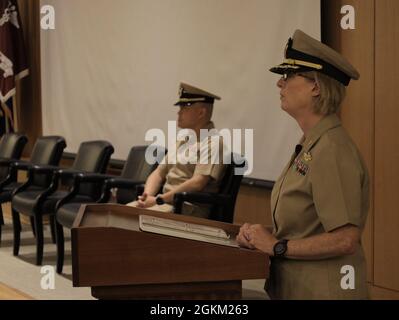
[41,0,320,181]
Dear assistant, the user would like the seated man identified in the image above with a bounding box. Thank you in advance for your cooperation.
[127,82,227,218]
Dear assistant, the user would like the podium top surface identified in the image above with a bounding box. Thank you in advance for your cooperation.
[73,204,241,235]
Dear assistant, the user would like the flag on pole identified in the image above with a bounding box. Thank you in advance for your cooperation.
[0,0,28,133]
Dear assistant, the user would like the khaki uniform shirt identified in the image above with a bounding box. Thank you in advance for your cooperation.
[157,122,227,218]
[267,114,369,300]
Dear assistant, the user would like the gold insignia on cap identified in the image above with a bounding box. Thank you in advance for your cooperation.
[178,86,184,98]
[303,152,312,162]
[284,58,323,70]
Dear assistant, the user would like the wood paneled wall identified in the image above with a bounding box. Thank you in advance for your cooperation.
[374,0,399,293]
[234,185,271,226]
[15,0,399,299]
[321,0,375,285]
[320,0,399,300]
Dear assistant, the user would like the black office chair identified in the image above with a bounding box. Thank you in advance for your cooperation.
[173,153,246,223]
[11,140,114,265]
[0,133,28,241]
[54,145,166,273]
[0,136,66,245]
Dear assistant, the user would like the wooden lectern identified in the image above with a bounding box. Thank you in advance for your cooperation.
[72,204,269,300]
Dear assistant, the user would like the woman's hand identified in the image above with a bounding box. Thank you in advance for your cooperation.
[237,223,256,249]
[237,223,278,255]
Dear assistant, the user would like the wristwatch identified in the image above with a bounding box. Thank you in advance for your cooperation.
[155,196,165,205]
[273,239,289,257]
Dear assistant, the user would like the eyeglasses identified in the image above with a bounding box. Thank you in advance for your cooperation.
[281,72,315,82]
[281,72,296,81]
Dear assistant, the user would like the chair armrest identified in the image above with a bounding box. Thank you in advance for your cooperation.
[60,172,114,198]
[10,160,34,171]
[0,161,36,189]
[55,188,91,212]
[173,192,233,214]
[54,173,110,210]
[12,169,61,204]
[0,160,18,189]
[54,182,96,212]
[28,164,61,175]
[0,158,18,167]
[56,169,89,188]
[35,167,69,197]
[104,178,145,189]
[74,172,115,183]
[99,178,145,203]
[13,165,63,194]
[0,170,17,190]
[57,168,86,178]
[71,173,118,204]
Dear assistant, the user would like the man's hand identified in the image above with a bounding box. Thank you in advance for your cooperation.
[137,192,157,208]
[161,174,210,203]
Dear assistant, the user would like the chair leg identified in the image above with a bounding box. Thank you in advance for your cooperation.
[11,209,21,256]
[34,215,44,266]
[49,215,56,244]
[30,216,36,238]
[55,220,64,274]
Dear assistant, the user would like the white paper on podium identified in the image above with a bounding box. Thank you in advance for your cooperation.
[139,215,239,248]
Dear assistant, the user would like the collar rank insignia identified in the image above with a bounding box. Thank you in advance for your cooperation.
[303,152,312,162]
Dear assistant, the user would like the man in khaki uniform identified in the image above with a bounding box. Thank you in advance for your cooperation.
[237,30,369,299]
[127,82,227,218]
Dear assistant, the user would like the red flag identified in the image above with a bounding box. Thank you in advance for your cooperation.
[0,0,28,103]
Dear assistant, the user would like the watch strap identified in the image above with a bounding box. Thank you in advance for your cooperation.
[273,239,289,257]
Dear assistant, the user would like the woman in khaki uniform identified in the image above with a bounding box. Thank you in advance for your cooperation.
[237,30,369,300]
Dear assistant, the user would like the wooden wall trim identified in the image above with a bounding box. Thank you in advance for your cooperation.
[370,284,399,300]
[17,0,42,155]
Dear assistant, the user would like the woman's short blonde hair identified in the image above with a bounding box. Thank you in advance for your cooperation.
[303,71,346,115]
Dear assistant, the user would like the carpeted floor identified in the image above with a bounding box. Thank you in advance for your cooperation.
[0,218,93,300]
[0,217,268,300]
